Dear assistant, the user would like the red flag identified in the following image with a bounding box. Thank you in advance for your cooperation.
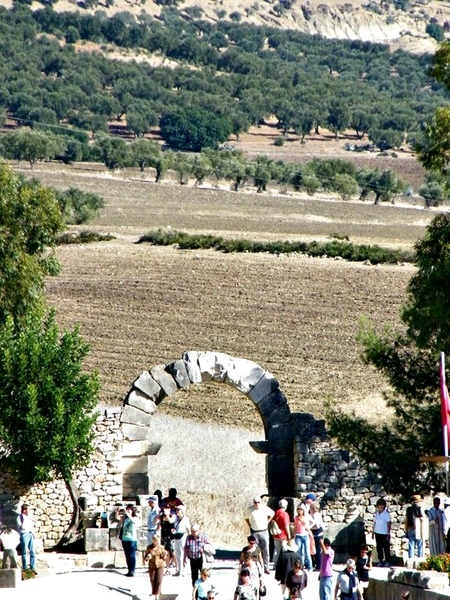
[440,352,450,456]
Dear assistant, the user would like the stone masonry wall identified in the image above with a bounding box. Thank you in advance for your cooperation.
[0,407,123,548]
[295,433,409,559]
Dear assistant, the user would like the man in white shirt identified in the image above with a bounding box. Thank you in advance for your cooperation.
[334,559,361,600]
[245,496,274,574]
[16,504,36,573]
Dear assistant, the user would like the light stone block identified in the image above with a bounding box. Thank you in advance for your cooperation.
[133,371,162,401]
[166,360,190,389]
[198,351,231,382]
[121,405,153,428]
[150,365,178,398]
[121,424,148,441]
[127,391,157,416]
[0,569,21,588]
[85,528,110,552]
[183,351,202,383]
[122,441,151,457]
[224,358,265,393]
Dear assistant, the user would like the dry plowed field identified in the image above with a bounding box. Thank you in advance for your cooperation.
[21,161,439,431]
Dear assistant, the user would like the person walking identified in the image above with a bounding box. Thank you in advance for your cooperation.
[355,545,371,600]
[334,559,361,600]
[121,504,138,577]
[245,496,274,574]
[184,523,211,587]
[275,538,302,598]
[309,502,325,570]
[192,567,214,600]
[16,504,36,574]
[144,533,167,600]
[428,496,446,555]
[373,498,391,567]
[319,538,334,600]
[240,535,263,569]
[286,559,308,599]
[405,495,427,559]
[172,504,190,576]
[272,499,291,567]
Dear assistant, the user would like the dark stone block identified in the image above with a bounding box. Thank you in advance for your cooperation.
[261,403,291,428]
[258,390,288,416]
[267,423,293,455]
[267,454,295,497]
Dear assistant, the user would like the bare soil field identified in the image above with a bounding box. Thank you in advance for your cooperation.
[17,161,439,432]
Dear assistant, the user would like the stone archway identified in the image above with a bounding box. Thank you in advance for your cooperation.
[120,351,295,498]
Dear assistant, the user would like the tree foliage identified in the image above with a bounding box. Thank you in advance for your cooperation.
[0,165,64,324]
[0,308,100,488]
[326,213,450,498]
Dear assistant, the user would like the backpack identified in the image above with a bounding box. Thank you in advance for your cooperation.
[269,520,282,536]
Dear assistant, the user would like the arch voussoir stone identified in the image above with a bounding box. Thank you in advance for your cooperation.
[198,351,231,382]
[224,357,266,393]
[182,351,202,383]
[150,364,178,401]
[166,360,190,389]
[133,371,162,402]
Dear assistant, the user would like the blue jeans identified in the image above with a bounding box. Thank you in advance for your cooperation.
[407,530,424,558]
[319,575,333,600]
[122,540,137,574]
[295,534,312,570]
[20,532,35,570]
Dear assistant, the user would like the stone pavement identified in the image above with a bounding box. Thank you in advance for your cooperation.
[0,556,333,600]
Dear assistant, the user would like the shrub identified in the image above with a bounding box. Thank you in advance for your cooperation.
[273,136,286,146]
[419,554,450,575]
[57,231,115,245]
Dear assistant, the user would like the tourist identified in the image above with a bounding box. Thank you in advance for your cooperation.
[144,533,167,600]
[147,495,160,544]
[319,538,335,600]
[444,496,450,552]
[355,544,371,599]
[334,558,361,600]
[294,506,313,571]
[161,488,184,515]
[160,505,175,573]
[272,498,291,567]
[405,494,427,559]
[184,523,211,587]
[275,538,302,597]
[16,504,36,574]
[428,496,446,556]
[240,535,263,568]
[234,568,258,600]
[238,551,263,592]
[309,502,325,570]
[172,504,190,576]
[245,496,274,574]
[120,504,138,577]
[286,559,308,598]
[373,498,391,567]
[192,567,214,600]
[299,493,316,514]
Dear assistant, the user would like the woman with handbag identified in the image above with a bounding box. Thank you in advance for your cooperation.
[172,505,191,577]
[144,534,167,600]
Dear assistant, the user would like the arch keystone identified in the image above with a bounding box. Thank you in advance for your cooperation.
[198,351,231,382]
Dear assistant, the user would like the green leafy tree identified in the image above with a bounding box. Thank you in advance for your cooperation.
[327,102,351,140]
[0,307,100,547]
[418,181,446,208]
[0,165,64,324]
[55,187,105,225]
[2,129,60,168]
[159,108,232,152]
[130,138,162,173]
[93,134,130,170]
[326,213,450,497]
[417,107,450,173]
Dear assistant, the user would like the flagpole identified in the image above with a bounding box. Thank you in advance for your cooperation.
[441,352,449,497]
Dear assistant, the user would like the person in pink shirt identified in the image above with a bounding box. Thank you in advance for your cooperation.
[319,538,334,600]
[294,506,313,571]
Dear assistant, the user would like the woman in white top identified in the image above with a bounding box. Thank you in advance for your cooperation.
[309,503,324,570]
[172,505,191,576]
[373,498,391,567]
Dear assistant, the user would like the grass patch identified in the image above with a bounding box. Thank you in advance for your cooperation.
[57,231,116,245]
[137,229,413,265]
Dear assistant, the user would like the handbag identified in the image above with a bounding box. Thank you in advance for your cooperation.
[269,520,281,536]
[173,532,184,539]
[259,582,267,597]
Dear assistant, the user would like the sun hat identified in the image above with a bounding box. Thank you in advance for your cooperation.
[305,493,316,501]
